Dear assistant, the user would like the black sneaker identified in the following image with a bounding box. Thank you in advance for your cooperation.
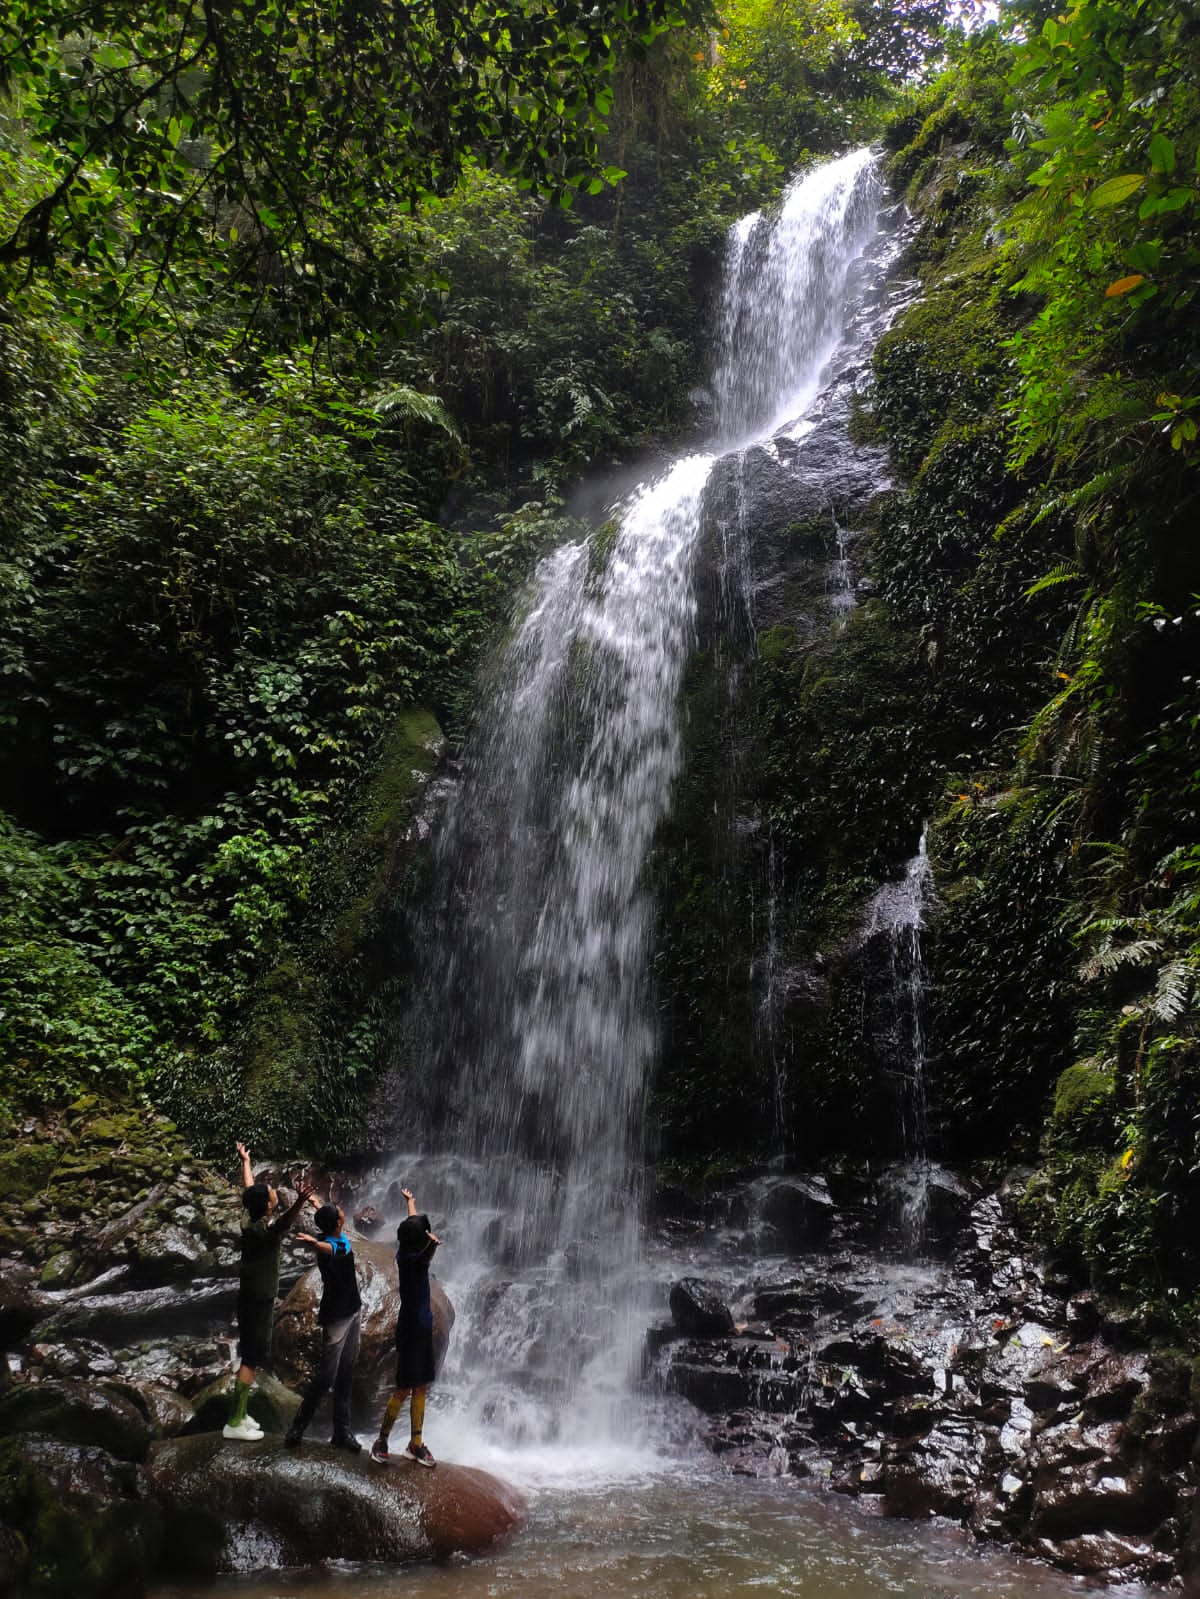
[370,1438,390,1464]
[331,1432,362,1454]
[284,1425,304,1449]
[403,1440,436,1468]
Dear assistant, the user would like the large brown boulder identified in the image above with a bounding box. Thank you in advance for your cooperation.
[272,1236,453,1395]
[143,1434,524,1576]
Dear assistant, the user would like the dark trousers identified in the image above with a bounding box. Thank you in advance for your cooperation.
[293,1310,361,1436]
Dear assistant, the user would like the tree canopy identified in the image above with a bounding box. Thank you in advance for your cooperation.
[0,0,709,322]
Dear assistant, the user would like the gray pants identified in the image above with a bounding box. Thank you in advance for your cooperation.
[293,1310,361,1436]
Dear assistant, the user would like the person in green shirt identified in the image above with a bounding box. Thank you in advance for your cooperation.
[224,1140,311,1441]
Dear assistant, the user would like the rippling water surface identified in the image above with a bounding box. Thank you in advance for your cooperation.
[152,1462,1152,1599]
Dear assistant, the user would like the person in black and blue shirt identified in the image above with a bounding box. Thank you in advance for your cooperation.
[370,1186,439,1468]
[285,1201,363,1452]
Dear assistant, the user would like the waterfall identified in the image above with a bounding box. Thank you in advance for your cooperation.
[383,149,886,1465]
[863,830,935,1248]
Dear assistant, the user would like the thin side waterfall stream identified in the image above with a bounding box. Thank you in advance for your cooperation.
[158,153,1154,1599]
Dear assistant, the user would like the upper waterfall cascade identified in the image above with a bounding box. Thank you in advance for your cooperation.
[385,148,897,1459]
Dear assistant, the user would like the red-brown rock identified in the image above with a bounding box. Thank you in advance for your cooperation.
[143,1433,524,1574]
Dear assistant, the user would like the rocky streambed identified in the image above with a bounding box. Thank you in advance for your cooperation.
[0,1097,519,1597]
[2,1098,1199,1593]
[649,1164,1200,1587]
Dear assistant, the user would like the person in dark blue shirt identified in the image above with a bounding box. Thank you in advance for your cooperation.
[285,1201,363,1452]
[370,1186,439,1467]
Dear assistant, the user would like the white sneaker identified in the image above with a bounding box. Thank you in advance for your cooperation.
[222,1416,264,1440]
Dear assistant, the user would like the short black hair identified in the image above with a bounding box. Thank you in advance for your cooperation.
[313,1202,340,1236]
[242,1182,271,1220]
[397,1213,430,1253]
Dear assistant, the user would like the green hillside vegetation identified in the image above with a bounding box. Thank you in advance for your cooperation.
[866,0,1200,1319]
[0,0,930,1143]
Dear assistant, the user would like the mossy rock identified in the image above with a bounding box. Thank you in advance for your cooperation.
[185,1372,300,1437]
[757,624,797,663]
[0,1435,162,1599]
[1053,1060,1116,1127]
[0,1380,155,1462]
[0,1141,56,1201]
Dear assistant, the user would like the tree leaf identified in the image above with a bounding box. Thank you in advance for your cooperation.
[1149,132,1176,174]
[1091,174,1145,208]
[1105,273,1145,298]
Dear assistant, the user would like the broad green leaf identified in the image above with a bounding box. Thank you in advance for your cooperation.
[1090,174,1145,208]
[1149,133,1175,174]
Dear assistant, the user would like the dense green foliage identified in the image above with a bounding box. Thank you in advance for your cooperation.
[0,0,937,1139]
[0,0,709,328]
[859,3,1200,1321]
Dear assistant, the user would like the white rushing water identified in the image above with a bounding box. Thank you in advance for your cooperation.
[386,149,887,1477]
[863,829,935,1248]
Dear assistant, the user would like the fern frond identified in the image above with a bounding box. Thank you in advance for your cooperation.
[1024,563,1085,599]
[1151,959,1197,1023]
[371,385,460,438]
[1079,937,1163,979]
[1029,467,1121,529]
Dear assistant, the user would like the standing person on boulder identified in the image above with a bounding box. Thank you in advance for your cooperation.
[285,1201,363,1452]
[225,1140,311,1442]
[370,1186,439,1468]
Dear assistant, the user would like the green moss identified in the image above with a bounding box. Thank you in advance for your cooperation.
[757,624,797,663]
[0,1437,162,1599]
[588,517,619,579]
[0,1141,56,1200]
[169,703,445,1157]
[1051,1059,1116,1133]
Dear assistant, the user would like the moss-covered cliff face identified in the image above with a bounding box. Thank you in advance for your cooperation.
[848,58,1198,1327]
[651,27,1200,1334]
[164,708,446,1158]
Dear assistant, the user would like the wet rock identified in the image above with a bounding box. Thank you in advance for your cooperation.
[143,1433,525,1574]
[1036,1531,1166,1579]
[759,1176,835,1248]
[273,1238,454,1393]
[39,1249,82,1288]
[0,1436,163,1599]
[353,1204,384,1236]
[1030,1459,1171,1540]
[668,1357,754,1414]
[669,1278,735,1338]
[187,1371,299,1436]
[752,1285,809,1323]
[1065,1293,1100,1340]
[127,1223,214,1277]
[1081,1352,1147,1421]
[0,1376,156,1461]
[0,1274,46,1351]
[881,1417,984,1520]
[30,1276,238,1344]
[27,1337,119,1379]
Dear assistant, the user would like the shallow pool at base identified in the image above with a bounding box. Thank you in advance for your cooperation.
[151,1465,1154,1599]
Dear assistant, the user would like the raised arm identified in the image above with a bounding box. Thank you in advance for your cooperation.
[235,1140,254,1189]
[295,1230,333,1255]
[401,1186,418,1218]
[276,1179,314,1233]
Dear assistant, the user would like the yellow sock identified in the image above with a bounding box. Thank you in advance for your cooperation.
[380,1389,409,1443]
[410,1388,426,1447]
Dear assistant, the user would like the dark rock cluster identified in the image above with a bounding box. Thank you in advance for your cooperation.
[0,1100,513,1598]
[651,1168,1200,1587]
